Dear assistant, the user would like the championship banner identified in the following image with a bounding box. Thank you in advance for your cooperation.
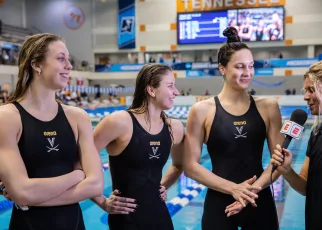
[177,0,285,12]
[118,0,136,49]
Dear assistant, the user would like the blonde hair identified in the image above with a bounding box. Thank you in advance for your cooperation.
[304,61,322,134]
[7,33,64,103]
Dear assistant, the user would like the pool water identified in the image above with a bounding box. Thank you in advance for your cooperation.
[0,123,310,230]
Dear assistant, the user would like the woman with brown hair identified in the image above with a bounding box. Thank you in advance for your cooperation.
[183,27,284,230]
[0,33,104,229]
[93,63,185,230]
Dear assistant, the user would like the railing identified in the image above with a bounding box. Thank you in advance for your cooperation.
[0,20,32,43]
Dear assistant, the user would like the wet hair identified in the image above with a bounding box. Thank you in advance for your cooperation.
[217,27,250,67]
[128,64,174,144]
[7,33,64,103]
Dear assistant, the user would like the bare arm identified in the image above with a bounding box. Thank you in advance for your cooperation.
[93,111,128,153]
[272,145,309,196]
[252,99,285,190]
[284,157,308,196]
[32,108,104,206]
[91,111,136,212]
[161,119,185,189]
[183,103,260,205]
[0,108,84,207]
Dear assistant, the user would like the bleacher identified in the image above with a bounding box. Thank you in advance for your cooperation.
[0,20,32,43]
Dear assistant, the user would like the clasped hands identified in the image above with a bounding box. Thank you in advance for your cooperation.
[225,175,262,217]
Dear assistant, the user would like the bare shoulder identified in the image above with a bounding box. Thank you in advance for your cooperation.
[167,118,185,144]
[61,104,91,123]
[0,104,21,139]
[189,98,215,118]
[169,118,184,131]
[98,110,132,130]
[0,104,21,126]
[253,96,280,112]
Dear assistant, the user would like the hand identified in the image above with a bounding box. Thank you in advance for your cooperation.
[159,186,167,202]
[271,144,292,174]
[226,177,259,216]
[225,198,257,217]
[225,201,244,217]
[231,175,261,207]
[104,190,137,214]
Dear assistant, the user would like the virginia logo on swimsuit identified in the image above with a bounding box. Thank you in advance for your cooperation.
[46,137,60,152]
[233,121,247,139]
[149,141,161,159]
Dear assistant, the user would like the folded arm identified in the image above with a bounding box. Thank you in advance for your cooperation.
[31,108,104,206]
[0,108,84,207]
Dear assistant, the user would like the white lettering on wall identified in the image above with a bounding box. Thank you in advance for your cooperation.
[247,0,257,5]
[214,0,224,8]
[225,0,233,7]
[203,0,212,9]
[236,0,245,6]
[182,0,190,10]
[192,0,201,9]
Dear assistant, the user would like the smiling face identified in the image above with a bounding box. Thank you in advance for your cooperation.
[38,40,73,90]
[303,76,319,115]
[150,70,179,110]
[130,64,179,113]
[219,49,254,91]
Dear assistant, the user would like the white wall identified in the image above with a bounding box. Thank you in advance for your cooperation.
[0,0,24,27]
[93,0,118,52]
[25,0,94,65]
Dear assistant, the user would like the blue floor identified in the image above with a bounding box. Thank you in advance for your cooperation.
[0,122,310,230]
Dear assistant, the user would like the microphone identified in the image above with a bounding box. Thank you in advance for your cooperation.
[271,109,308,173]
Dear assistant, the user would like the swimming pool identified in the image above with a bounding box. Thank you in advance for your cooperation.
[0,109,310,230]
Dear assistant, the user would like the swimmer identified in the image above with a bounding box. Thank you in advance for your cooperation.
[183,27,284,230]
[0,33,104,230]
[93,64,185,230]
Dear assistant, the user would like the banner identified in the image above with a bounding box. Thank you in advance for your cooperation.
[95,64,144,72]
[254,68,274,76]
[254,58,319,68]
[177,0,285,12]
[118,0,136,49]
[64,85,135,95]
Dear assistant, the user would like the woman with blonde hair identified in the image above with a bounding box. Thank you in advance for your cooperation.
[271,61,322,230]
